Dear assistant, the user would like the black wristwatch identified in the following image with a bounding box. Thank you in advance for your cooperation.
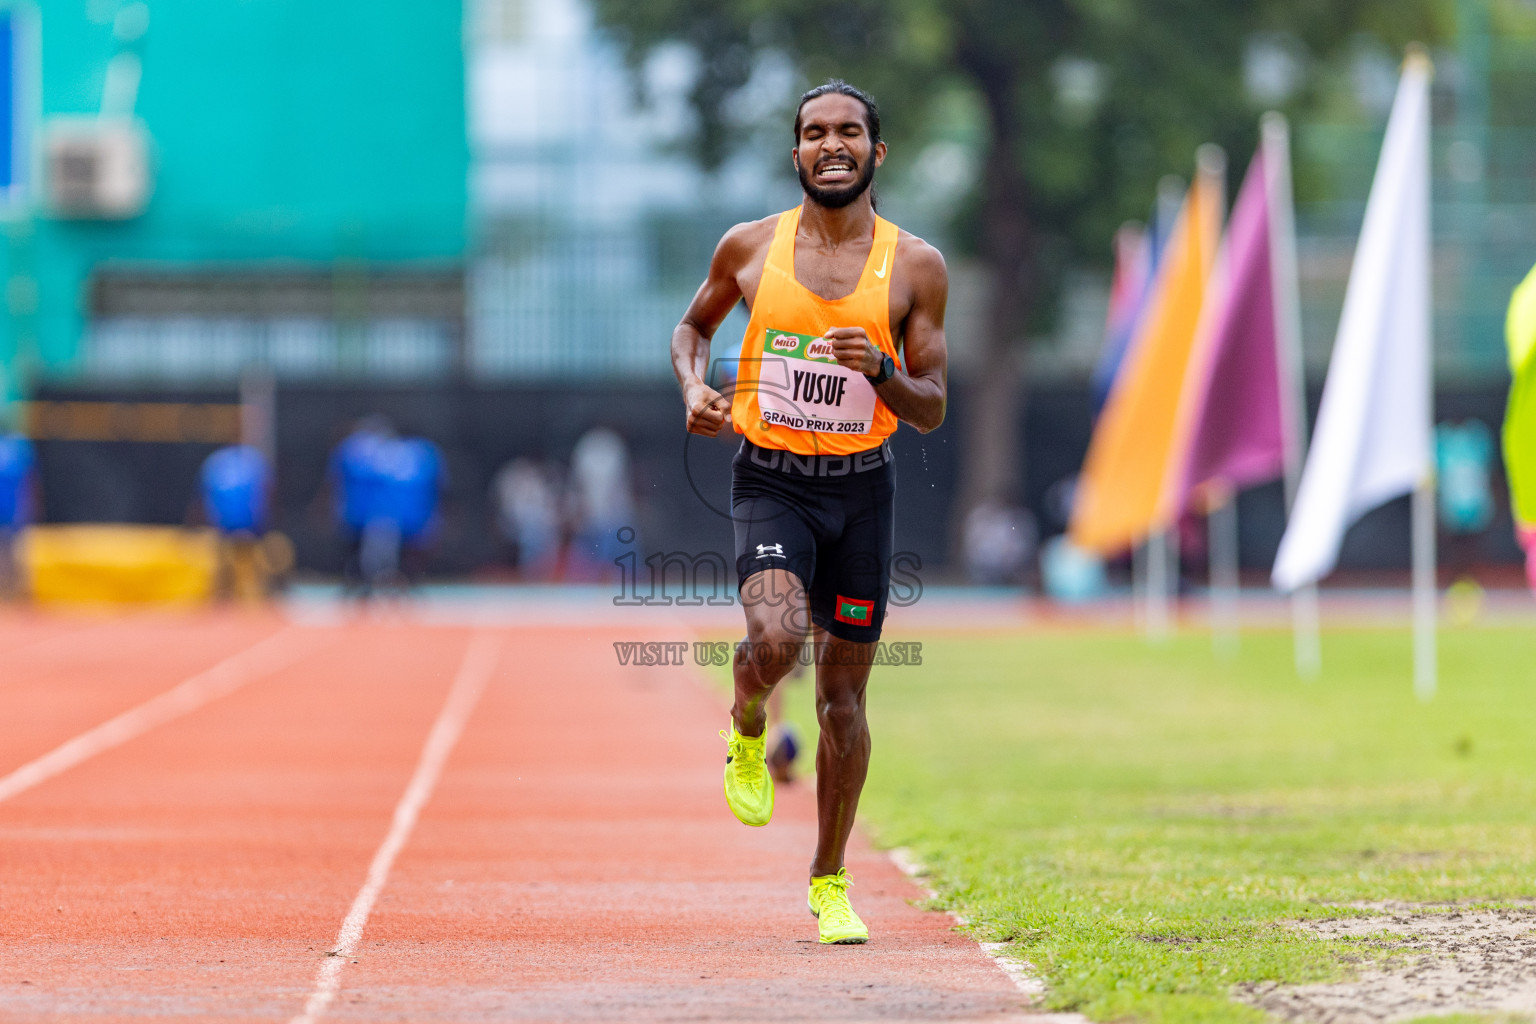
[869,353,896,386]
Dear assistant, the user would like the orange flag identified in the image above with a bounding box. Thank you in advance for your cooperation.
[1070,154,1224,555]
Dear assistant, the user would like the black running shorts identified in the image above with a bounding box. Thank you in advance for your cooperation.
[731,439,896,644]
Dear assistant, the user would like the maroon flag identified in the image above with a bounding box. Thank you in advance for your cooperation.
[1174,148,1288,509]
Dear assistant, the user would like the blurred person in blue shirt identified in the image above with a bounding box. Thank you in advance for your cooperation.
[377,436,445,585]
[0,434,37,599]
[331,418,393,531]
[200,444,273,602]
[329,417,396,596]
[202,445,269,535]
[328,419,445,595]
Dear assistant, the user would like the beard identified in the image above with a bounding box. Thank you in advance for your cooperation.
[798,155,877,210]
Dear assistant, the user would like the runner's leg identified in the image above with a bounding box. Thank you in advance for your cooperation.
[731,443,820,739]
[802,453,892,875]
[810,629,874,877]
[733,568,811,737]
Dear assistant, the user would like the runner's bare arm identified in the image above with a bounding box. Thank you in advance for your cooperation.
[826,239,948,433]
[673,221,771,436]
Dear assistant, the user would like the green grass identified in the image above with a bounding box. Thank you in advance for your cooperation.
[749,626,1536,1024]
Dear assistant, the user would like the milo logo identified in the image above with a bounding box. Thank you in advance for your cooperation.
[762,327,838,363]
[805,339,836,362]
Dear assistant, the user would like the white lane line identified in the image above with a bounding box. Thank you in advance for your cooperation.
[888,846,1068,1006]
[290,631,502,1024]
[0,626,319,806]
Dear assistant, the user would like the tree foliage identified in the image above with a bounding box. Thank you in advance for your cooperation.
[597,0,1446,273]
[594,0,1450,506]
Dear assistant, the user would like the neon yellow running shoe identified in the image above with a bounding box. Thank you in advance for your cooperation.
[808,868,868,944]
[720,724,773,826]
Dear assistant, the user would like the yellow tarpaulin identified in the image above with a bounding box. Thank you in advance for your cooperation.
[18,525,219,606]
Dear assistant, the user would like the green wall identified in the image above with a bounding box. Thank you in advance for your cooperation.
[2,0,467,414]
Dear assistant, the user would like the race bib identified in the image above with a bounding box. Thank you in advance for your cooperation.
[755,328,878,435]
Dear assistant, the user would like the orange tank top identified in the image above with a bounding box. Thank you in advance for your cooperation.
[731,206,900,456]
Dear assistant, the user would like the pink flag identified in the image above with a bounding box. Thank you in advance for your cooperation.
[1174,149,1287,508]
[1090,224,1152,416]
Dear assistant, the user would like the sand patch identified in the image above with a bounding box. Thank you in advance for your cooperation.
[1239,904,1536,1023]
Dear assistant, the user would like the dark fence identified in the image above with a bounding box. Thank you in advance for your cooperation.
[28,380,1524,581]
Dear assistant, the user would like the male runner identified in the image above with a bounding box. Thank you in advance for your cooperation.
[670,80,948,944]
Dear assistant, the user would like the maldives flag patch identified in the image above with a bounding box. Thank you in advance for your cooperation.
[834,595,874,626]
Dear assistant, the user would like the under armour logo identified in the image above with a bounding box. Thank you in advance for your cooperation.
[755,543,786,559]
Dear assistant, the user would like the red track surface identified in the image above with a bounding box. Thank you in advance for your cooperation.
[0,610,1045,1023]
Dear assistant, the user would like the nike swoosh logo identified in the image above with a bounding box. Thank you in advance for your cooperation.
[873,247,889,279]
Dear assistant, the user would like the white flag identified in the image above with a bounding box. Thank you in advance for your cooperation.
[1272,52,1432,592]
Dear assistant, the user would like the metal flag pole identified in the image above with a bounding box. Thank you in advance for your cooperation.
[239,366,277,470]
[1408,44,1438,701]
[1413,477,1438,699]
[1262,112,1321,678]
[1145,531,1171,641]
[1142,175,1190,645]
[1195,144,1235,658]
[1132,539,1147,634]
[1208,489,1240,659]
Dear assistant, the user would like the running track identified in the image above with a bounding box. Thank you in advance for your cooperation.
[0,609,1055,1023]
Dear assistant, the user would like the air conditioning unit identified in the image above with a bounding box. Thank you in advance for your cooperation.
[43,118,153,219]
